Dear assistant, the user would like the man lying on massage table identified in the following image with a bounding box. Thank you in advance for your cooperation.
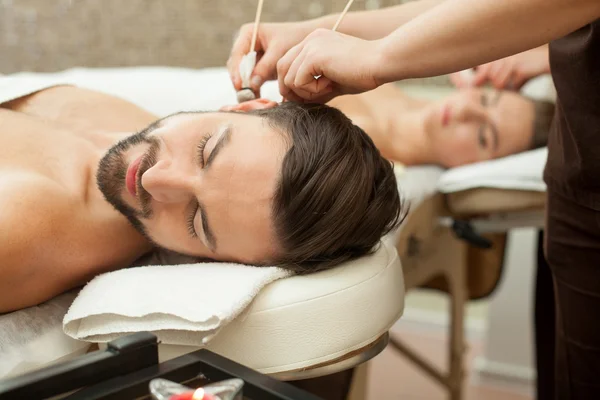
[0,81,550,313]
[0,84,404,313]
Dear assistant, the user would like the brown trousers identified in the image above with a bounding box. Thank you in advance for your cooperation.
[539,190,600,399]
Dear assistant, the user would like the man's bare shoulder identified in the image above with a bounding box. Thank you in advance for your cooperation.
[3,85,157,133]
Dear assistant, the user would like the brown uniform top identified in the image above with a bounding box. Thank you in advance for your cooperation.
[544,19,600,209]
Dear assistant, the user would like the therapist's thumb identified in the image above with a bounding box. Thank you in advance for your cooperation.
[250,52,280,92]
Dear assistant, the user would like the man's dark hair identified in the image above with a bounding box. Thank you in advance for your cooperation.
[249,102,406,273]
[529,99,555,149]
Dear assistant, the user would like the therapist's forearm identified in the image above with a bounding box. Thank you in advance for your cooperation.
[375,0,600,83]
[312,0,444,40]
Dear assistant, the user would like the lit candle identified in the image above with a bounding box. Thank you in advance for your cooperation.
[169,388,216,400]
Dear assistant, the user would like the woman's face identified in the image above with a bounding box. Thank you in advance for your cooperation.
[424,88,534,168]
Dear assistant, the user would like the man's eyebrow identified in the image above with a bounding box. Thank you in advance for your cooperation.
[199,203,217,251]
[143,111,210,135]
[204,124,233,170]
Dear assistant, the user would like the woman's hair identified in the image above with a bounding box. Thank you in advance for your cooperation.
[529,99,556,150]
[249,102,406,274]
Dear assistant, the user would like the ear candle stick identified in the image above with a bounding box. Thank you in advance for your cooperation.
[237,0,264,103]
[313,0,355,80]
[332,0,355,31]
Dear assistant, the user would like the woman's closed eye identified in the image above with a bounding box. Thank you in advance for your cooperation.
[478,124,488,148]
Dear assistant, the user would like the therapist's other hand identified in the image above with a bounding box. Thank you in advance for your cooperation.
[277,29,381,103]
[227,21,315,93]
[450,45,550,90]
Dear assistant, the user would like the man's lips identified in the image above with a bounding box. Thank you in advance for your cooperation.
[126,156,143,197]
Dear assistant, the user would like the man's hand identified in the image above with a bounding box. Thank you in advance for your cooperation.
[227,21,318,94]
[276,29,382,103]
[450,45,550,90]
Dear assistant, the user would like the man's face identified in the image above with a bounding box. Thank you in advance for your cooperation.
[97,109,287,264]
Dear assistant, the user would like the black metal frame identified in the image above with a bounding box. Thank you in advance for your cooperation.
[0,332,321,400]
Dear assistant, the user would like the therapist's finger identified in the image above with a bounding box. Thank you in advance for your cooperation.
[282,90,306,103]
[472,64,493,87]
[492,63,513,90]
[294,59,330,94]
[511,71,528,91]
[277,44,304,101]
[289,84,334,103]
[293,50,323,90]
[311,90,339,104]
[294,65,333,95]
[488,61,506,84]
[250,51,279,92]
[309,76,333,96]
[449,72,467,88]
[284,48,307,92]
[227,24,257,90]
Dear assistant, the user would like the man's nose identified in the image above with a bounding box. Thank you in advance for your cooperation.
[140,159,194,203]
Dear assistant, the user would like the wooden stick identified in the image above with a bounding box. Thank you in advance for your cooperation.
[313,0,356,80]
[250,0,265,53]
[332,0,355,31]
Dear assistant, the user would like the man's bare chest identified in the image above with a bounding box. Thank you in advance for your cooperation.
[0,108,95,197]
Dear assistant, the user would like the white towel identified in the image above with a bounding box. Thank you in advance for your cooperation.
[437,147,548,194]
[63,262,292,346]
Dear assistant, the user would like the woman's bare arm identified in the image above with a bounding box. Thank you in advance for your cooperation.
[314,0,444,40]
[376,0,600,83]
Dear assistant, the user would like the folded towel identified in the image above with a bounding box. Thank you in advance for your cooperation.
[63,262,292,346]
[437,147,548,194]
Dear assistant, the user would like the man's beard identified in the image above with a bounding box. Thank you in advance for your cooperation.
[96,126,159,240]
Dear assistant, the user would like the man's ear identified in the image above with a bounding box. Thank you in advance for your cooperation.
[219,98,277,112]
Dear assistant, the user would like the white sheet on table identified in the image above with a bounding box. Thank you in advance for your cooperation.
[0,291,90,378]
[5,67,283,116]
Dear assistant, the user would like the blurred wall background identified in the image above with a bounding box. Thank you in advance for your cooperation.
[0,0,450,86]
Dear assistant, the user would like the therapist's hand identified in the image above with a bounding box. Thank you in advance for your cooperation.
[227,21,317,93]
[450,45,550,90]
[277,29,382,103]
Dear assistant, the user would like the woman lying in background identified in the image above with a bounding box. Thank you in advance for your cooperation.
[327,82,553,168]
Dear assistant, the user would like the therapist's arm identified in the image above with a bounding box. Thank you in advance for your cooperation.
[451,44,550,90]
[315,0,444,40]
[228,0,444,91]
[376,0,600,83]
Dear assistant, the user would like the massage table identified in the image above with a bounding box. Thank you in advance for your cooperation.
[0,68,550,400]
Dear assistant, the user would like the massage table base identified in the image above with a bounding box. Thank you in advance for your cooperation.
[440,209,545,234]
[391,188,544,400]
[392,226,468,400]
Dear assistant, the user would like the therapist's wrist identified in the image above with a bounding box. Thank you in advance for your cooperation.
[310,14,338,31]
[371,37,408,86]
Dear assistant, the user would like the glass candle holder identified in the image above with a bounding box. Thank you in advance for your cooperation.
[149,378,244,400]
